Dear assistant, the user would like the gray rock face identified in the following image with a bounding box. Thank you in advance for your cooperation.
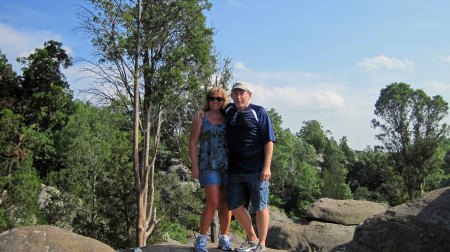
[267,220,355,252]
[265,199,381,251]
[0,225,115,252]
[305,198,389,225]
[351,187,450,252]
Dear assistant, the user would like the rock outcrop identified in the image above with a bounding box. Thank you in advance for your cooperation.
[305,198,389,225]
[3,187,449,252]
[351,187,450,252]
[266,198,388,251]
[267,219,355,252]
[0,225,115,252]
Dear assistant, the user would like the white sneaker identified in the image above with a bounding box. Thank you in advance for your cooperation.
[235,239,258,252]
[194,234,208,252]
[218,235,232,251]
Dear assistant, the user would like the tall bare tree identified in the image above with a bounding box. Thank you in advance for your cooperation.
[78,0,215,246]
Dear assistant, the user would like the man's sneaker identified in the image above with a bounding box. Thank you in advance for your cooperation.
[194,234,208,252]
[218,235,232,251]
[251,244,267,252]
[234,239,258,252]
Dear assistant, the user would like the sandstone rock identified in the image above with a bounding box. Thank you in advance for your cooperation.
[266,222,311,252]
[351,187,450,252]
[269,206,293,224]
[305,198,389,225]
[0,225,115,252]
[267,220,355,251]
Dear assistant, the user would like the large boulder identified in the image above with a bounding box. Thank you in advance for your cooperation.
[267,220,355,252]
[0,225,115,252]
[305,198,389,225]
[351,187,450,252]
[269,206,293,224]
[266,198,390,251]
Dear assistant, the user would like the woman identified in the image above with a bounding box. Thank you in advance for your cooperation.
[189,87,232,252]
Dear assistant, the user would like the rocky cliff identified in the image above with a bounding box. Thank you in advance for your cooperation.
[1,187,449,252]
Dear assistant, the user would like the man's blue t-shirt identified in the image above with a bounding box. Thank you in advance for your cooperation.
[225,103,276,174]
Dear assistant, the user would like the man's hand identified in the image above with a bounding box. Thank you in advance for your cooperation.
[192,109,204,123]
[261,167,271,181]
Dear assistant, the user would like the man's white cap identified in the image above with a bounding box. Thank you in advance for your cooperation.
[231,82,251,92]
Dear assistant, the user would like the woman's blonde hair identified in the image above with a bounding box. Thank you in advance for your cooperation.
[202,86,229,111]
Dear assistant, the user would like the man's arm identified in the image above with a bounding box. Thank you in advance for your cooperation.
[261,141,274,181]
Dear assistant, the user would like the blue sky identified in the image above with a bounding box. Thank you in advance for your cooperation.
[1,0,450,150]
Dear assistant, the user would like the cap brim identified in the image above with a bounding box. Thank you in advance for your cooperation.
[232,88,249,91]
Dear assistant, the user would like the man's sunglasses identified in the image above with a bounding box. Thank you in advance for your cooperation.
[208,97,224,102]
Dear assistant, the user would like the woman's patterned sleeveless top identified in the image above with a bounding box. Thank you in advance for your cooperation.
[198,115,228,172]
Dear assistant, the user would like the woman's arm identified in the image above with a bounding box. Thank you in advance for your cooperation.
[188,114,202,179]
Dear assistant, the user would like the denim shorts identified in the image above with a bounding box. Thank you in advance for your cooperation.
[227,173,269,211]
[199,170,228,187]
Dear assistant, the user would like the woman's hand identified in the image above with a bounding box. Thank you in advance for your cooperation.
[191,166,200,180]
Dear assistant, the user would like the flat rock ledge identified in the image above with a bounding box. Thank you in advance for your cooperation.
[0,225,115,252]
[120,244,287,252]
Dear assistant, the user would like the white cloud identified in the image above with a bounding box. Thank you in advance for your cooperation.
[234,61,251,71]
[312,89,346,109]
[233,63,329,87]
[0,22,69,70]
[356,55,414,71]
[426,80,450,93]
[232,64,347,112]
[249,84,348,121]
[437,55,450,63]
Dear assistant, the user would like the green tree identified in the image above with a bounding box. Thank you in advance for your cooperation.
[347,147,393,192]
[297,120,329,154]
[0,109,45,230]
[0,52,45,230]
[48,101,134,248]
[296,120,352,201]
[0,110,24,180]
[320,140,352,199]
[372,82,449,199]
[268,109,297,207]
[1,158,41,228]
[18,40,74,132]
[9,40,75,178]
[339,136,356,164]
[79,0,215,245]
[346,147,407,204]
[0,51,20,111]
[424,139,450,191]
[153,172,202,243]
[269,110,322,217]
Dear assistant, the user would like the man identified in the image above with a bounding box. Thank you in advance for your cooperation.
[225,82,275,252]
